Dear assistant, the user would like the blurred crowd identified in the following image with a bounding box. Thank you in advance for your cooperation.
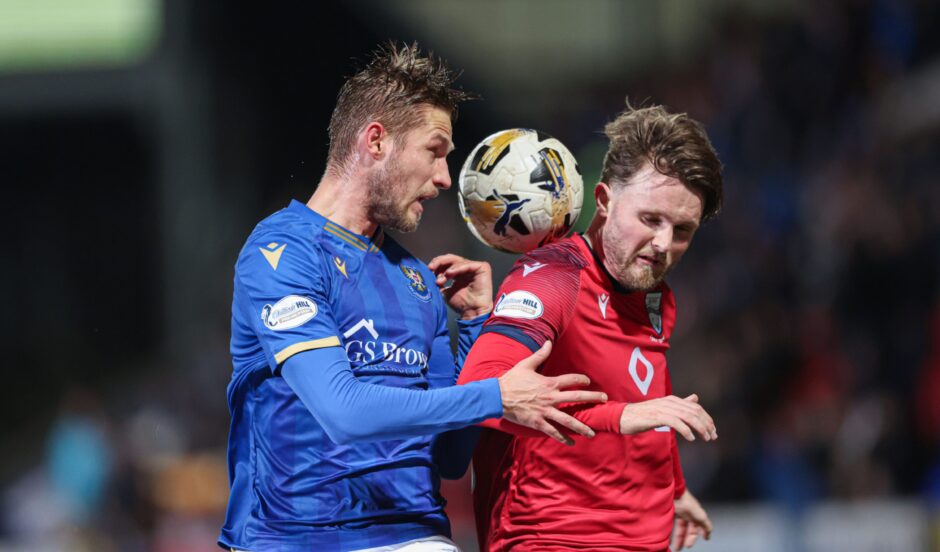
[3,1,939,550]
[646,0,940,512]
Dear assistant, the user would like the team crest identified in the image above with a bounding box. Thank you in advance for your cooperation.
[645,292,663,335]
[400,264,431,302]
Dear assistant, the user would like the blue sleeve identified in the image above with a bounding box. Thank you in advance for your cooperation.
[235,231,341,371]
[425,311,488,389]
[456,313,488,367]
[426,311,489,479]
[281,345,502,445]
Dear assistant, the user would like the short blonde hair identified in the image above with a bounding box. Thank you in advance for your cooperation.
[327,42,475,174]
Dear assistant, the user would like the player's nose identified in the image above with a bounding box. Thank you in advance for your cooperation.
[433,159,452,190]
[651,226,673,253]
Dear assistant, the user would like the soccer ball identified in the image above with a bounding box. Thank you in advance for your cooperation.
[457,129,584,254]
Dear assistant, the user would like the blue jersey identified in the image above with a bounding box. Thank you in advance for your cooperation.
[219,200,500,551]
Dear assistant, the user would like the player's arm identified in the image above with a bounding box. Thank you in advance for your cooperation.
[619,358,718,442]
[239,237,491,444]
[275,249,603,445]
[458,332,621,444]
[425,253,605,474]
[282,347,502,444]
[427,301,487,479]
[460,331,718,442]
[282,333,605,445]
[454,250,623,443]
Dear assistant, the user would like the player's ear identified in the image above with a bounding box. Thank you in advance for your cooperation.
[360,122,388,162]
[594,182,612,218]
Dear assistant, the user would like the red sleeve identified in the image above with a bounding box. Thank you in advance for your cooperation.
[458,332,625,436]
[665,365,687,499]
[480,241,584,351]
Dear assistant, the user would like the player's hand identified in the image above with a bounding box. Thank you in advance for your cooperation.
[497,341,608,445]
[672,489,712,550]
[619,394,717,442]
[428,253,493,319]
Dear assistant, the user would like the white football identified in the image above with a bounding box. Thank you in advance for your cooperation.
[457,129,584,254]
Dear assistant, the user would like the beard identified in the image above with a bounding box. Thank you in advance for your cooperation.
[366,153,420,233]
[602,225,671,291]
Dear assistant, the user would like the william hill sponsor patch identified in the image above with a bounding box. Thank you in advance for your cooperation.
[494,290,544,319]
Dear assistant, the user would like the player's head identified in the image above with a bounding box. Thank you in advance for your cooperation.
[327,42,474,232]
[591,102,723,291]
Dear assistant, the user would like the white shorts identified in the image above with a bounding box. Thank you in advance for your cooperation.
[352,535,461,552]
[230,534,460,552]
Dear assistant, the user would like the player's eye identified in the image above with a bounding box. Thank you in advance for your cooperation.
[430,144,447,158]
[674,225,695,241]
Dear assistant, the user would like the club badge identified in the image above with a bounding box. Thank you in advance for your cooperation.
[400,264,431,302]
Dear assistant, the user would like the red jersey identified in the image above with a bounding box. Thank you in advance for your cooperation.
[458,235,686,551]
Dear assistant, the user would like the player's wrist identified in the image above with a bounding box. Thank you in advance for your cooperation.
[459,305,493,320]
[618,403,634,434]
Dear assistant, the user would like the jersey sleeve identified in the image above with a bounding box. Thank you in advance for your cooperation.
[234,231,340,371]
[426,308,488,478]
[425,310,487,390]
[458,332,625,436]
[481,248,582,353]
[282,347,503,445]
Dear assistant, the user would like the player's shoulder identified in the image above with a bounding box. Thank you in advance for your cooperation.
[236,203,329,275]
[490,237,586,329]
[511,235,590,278]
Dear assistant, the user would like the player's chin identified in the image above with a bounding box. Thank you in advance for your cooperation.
[619,265,662,291]
[394,207,421,233]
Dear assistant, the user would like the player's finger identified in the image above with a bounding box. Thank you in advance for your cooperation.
[536,420,574,446]
[516,341,552,370]
[665,415,696,442]
[677,411,714,442]
[669,399,717,439]
[553,390,608,405]
[700,515,713,537]
[545,408,595,438]
[676,410,713,441]
[551,373,591,389]
[444,261,487,278]
[427,254,463,273]
[684,393,699,403]
[672,519,689,551]
[684,529,699,549]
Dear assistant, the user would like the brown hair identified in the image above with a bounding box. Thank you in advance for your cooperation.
[326,42,475,174]
[601,102,723,220]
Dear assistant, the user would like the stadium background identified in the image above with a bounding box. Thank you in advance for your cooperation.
[1,0,938,550]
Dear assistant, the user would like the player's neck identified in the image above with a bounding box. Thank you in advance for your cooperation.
[584,221,619,289]
[307,173,377,237]
[583,221,604,263]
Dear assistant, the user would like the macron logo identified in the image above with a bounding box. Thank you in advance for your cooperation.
[343,318,378,340]
[598,293,610,319]
[522,262,547,277]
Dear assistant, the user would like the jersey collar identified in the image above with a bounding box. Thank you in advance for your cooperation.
[288,200,385,254]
